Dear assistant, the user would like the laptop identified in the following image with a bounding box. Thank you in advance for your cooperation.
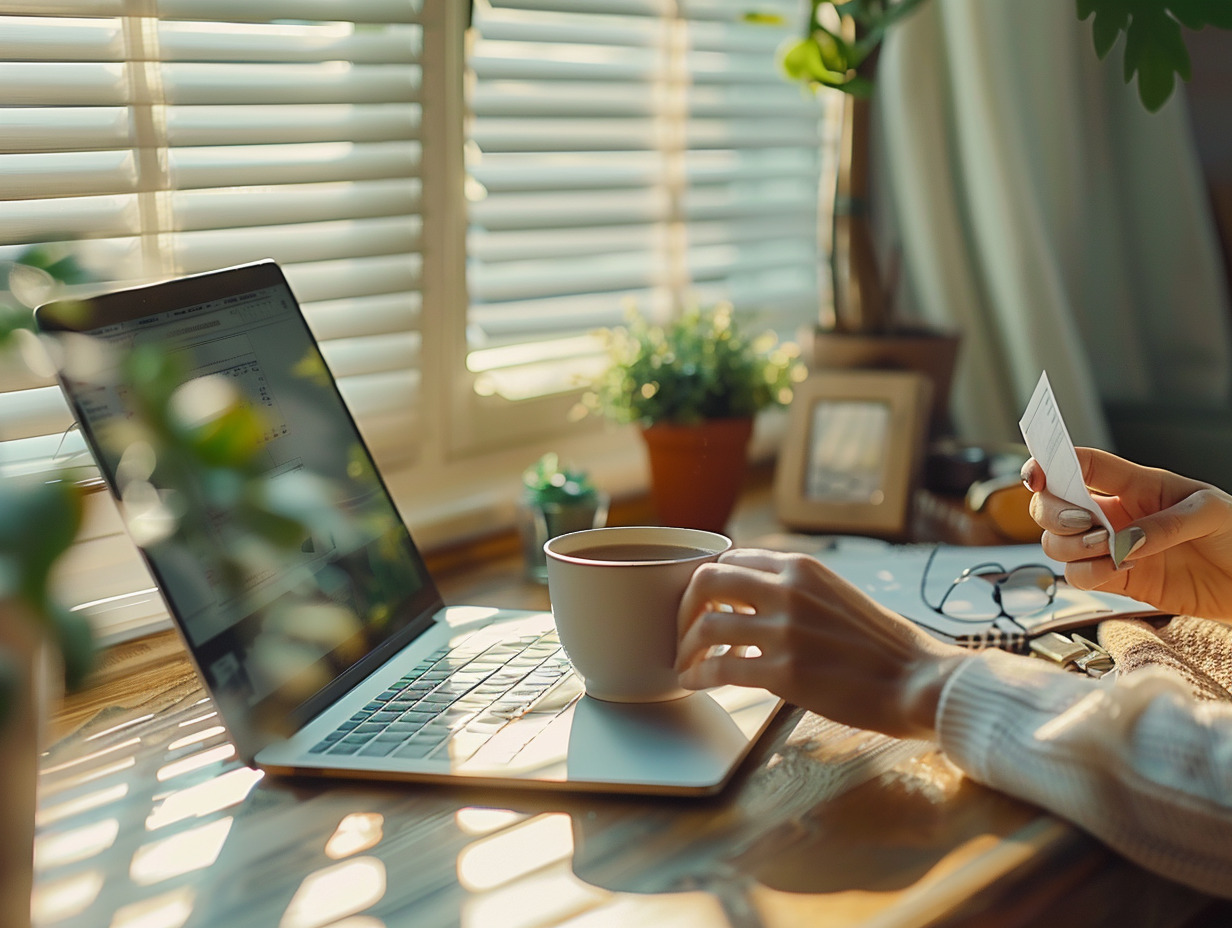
[36,260,782,796]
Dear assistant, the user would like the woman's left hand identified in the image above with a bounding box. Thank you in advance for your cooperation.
[675,548,968,740]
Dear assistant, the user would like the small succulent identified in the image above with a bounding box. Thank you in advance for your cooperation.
[522,453,598,508]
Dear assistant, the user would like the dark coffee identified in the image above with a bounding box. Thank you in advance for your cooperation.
[568,542,714,562]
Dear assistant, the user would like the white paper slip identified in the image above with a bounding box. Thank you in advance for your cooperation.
[1018,372,1124,563]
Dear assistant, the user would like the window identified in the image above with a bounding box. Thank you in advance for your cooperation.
[1,2,427,479]
[0,0,830,643]
[1,2,432,642]
[461,0,829,452]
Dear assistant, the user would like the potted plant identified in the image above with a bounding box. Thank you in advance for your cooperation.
[764,0,1230,434]
[776,0,957,435]
[517,452,609,582]
[778,0,1227,114]
[0,253,354,928]
[0,249,96,928]
[588,302,804,533]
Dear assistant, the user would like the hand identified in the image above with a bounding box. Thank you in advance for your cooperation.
[1023,448,1232,619]
[675,549,968,740]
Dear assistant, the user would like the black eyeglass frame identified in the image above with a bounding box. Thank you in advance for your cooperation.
[918,545,1059,637]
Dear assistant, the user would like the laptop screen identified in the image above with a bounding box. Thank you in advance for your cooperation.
[38,261,443,748]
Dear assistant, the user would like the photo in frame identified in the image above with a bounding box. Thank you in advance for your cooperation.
[774,370,933,539]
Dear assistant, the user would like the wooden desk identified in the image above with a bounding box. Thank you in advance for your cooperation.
[34,489,1221,928]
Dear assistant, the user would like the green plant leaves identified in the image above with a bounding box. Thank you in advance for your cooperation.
[0,246,99,697]
[0,478,84,605]
[0,653,13,730]
[1112,0,1232,30]
[1127,8,1191,110]
[0,302,33,342]
[1077,0,1215,111]
[0,477,95,690]
[522,453,598,506]
[782,0,1231,113]
[781,36,847,87]
[46,603,94,690]
[183,395,267,469]
[8,245,89,287]
[591,304,804,427]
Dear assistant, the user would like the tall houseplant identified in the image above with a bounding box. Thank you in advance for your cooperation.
[0,256,355,928]
[589,303,803,532]
[769,0,1232,432]
[0,249,97,928]
[779,0,1232,329]
[778,0,961,435]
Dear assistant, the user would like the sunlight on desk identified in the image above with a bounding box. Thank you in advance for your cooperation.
[281,857,386,928]
[456,813,573,892]
[31,870,104,924]
[456,813,613,928]
[109,886,194,928]
[460,860,608,928]
[145,767,263,831]
[130,817,232,885]
[454,806,527,835]
[37,783,129,829]
[165,726,227,752]
[34,819,119,870]
[43,739,141,778]
[155,744,235,783]
[324,813,384,859]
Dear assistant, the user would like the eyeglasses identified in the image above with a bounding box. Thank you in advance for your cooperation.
[918,545,1058,639]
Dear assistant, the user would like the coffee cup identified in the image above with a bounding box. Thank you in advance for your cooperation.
[544,525,732,703]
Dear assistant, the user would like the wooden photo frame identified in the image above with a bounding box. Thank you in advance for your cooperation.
[774,370,932,539]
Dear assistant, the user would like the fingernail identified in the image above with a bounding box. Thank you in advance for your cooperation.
[1113,526,1146,566]
[1060,509,1094,530]
[1082,528,1109,549]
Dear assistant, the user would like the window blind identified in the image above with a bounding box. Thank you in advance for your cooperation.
[1,0,832,642]
[0,3,425,481]
[463,0,829,438]
[0,2,427,643]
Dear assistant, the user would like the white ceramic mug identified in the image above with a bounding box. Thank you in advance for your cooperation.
[544,525,732,702]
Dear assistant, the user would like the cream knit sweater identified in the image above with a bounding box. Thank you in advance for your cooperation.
[937,646,1232,898]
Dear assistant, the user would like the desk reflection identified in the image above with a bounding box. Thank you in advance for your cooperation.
[34,658,1205,928]
[30,680,917,928]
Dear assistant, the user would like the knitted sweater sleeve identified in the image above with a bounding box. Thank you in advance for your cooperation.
[935,649,1232,898]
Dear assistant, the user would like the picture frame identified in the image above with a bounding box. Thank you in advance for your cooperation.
[774,370,933,539]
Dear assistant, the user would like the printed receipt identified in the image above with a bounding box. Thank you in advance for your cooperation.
[1018,372,1124,566]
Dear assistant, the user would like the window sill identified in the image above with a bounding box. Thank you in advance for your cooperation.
[386,409,789,551]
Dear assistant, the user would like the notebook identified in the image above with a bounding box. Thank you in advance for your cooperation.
[36,260,783,796]
[798,540,1163,653]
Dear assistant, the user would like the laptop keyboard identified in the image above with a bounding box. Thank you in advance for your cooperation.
[308,628,575,762]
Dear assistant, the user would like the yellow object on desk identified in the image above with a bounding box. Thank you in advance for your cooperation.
[966,475,1041,543]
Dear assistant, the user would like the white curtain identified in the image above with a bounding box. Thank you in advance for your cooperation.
[873,0,1232,448]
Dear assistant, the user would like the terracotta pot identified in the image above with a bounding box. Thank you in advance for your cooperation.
[639,418,754,533]
[0,603,51,928]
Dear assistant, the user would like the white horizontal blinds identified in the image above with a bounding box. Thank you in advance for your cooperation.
[0,2,428,644]
[466,0,826,404]
[0,2,425,480]
[0,12,129,480]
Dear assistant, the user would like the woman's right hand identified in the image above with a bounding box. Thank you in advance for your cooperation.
[1022,448,1232,620]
